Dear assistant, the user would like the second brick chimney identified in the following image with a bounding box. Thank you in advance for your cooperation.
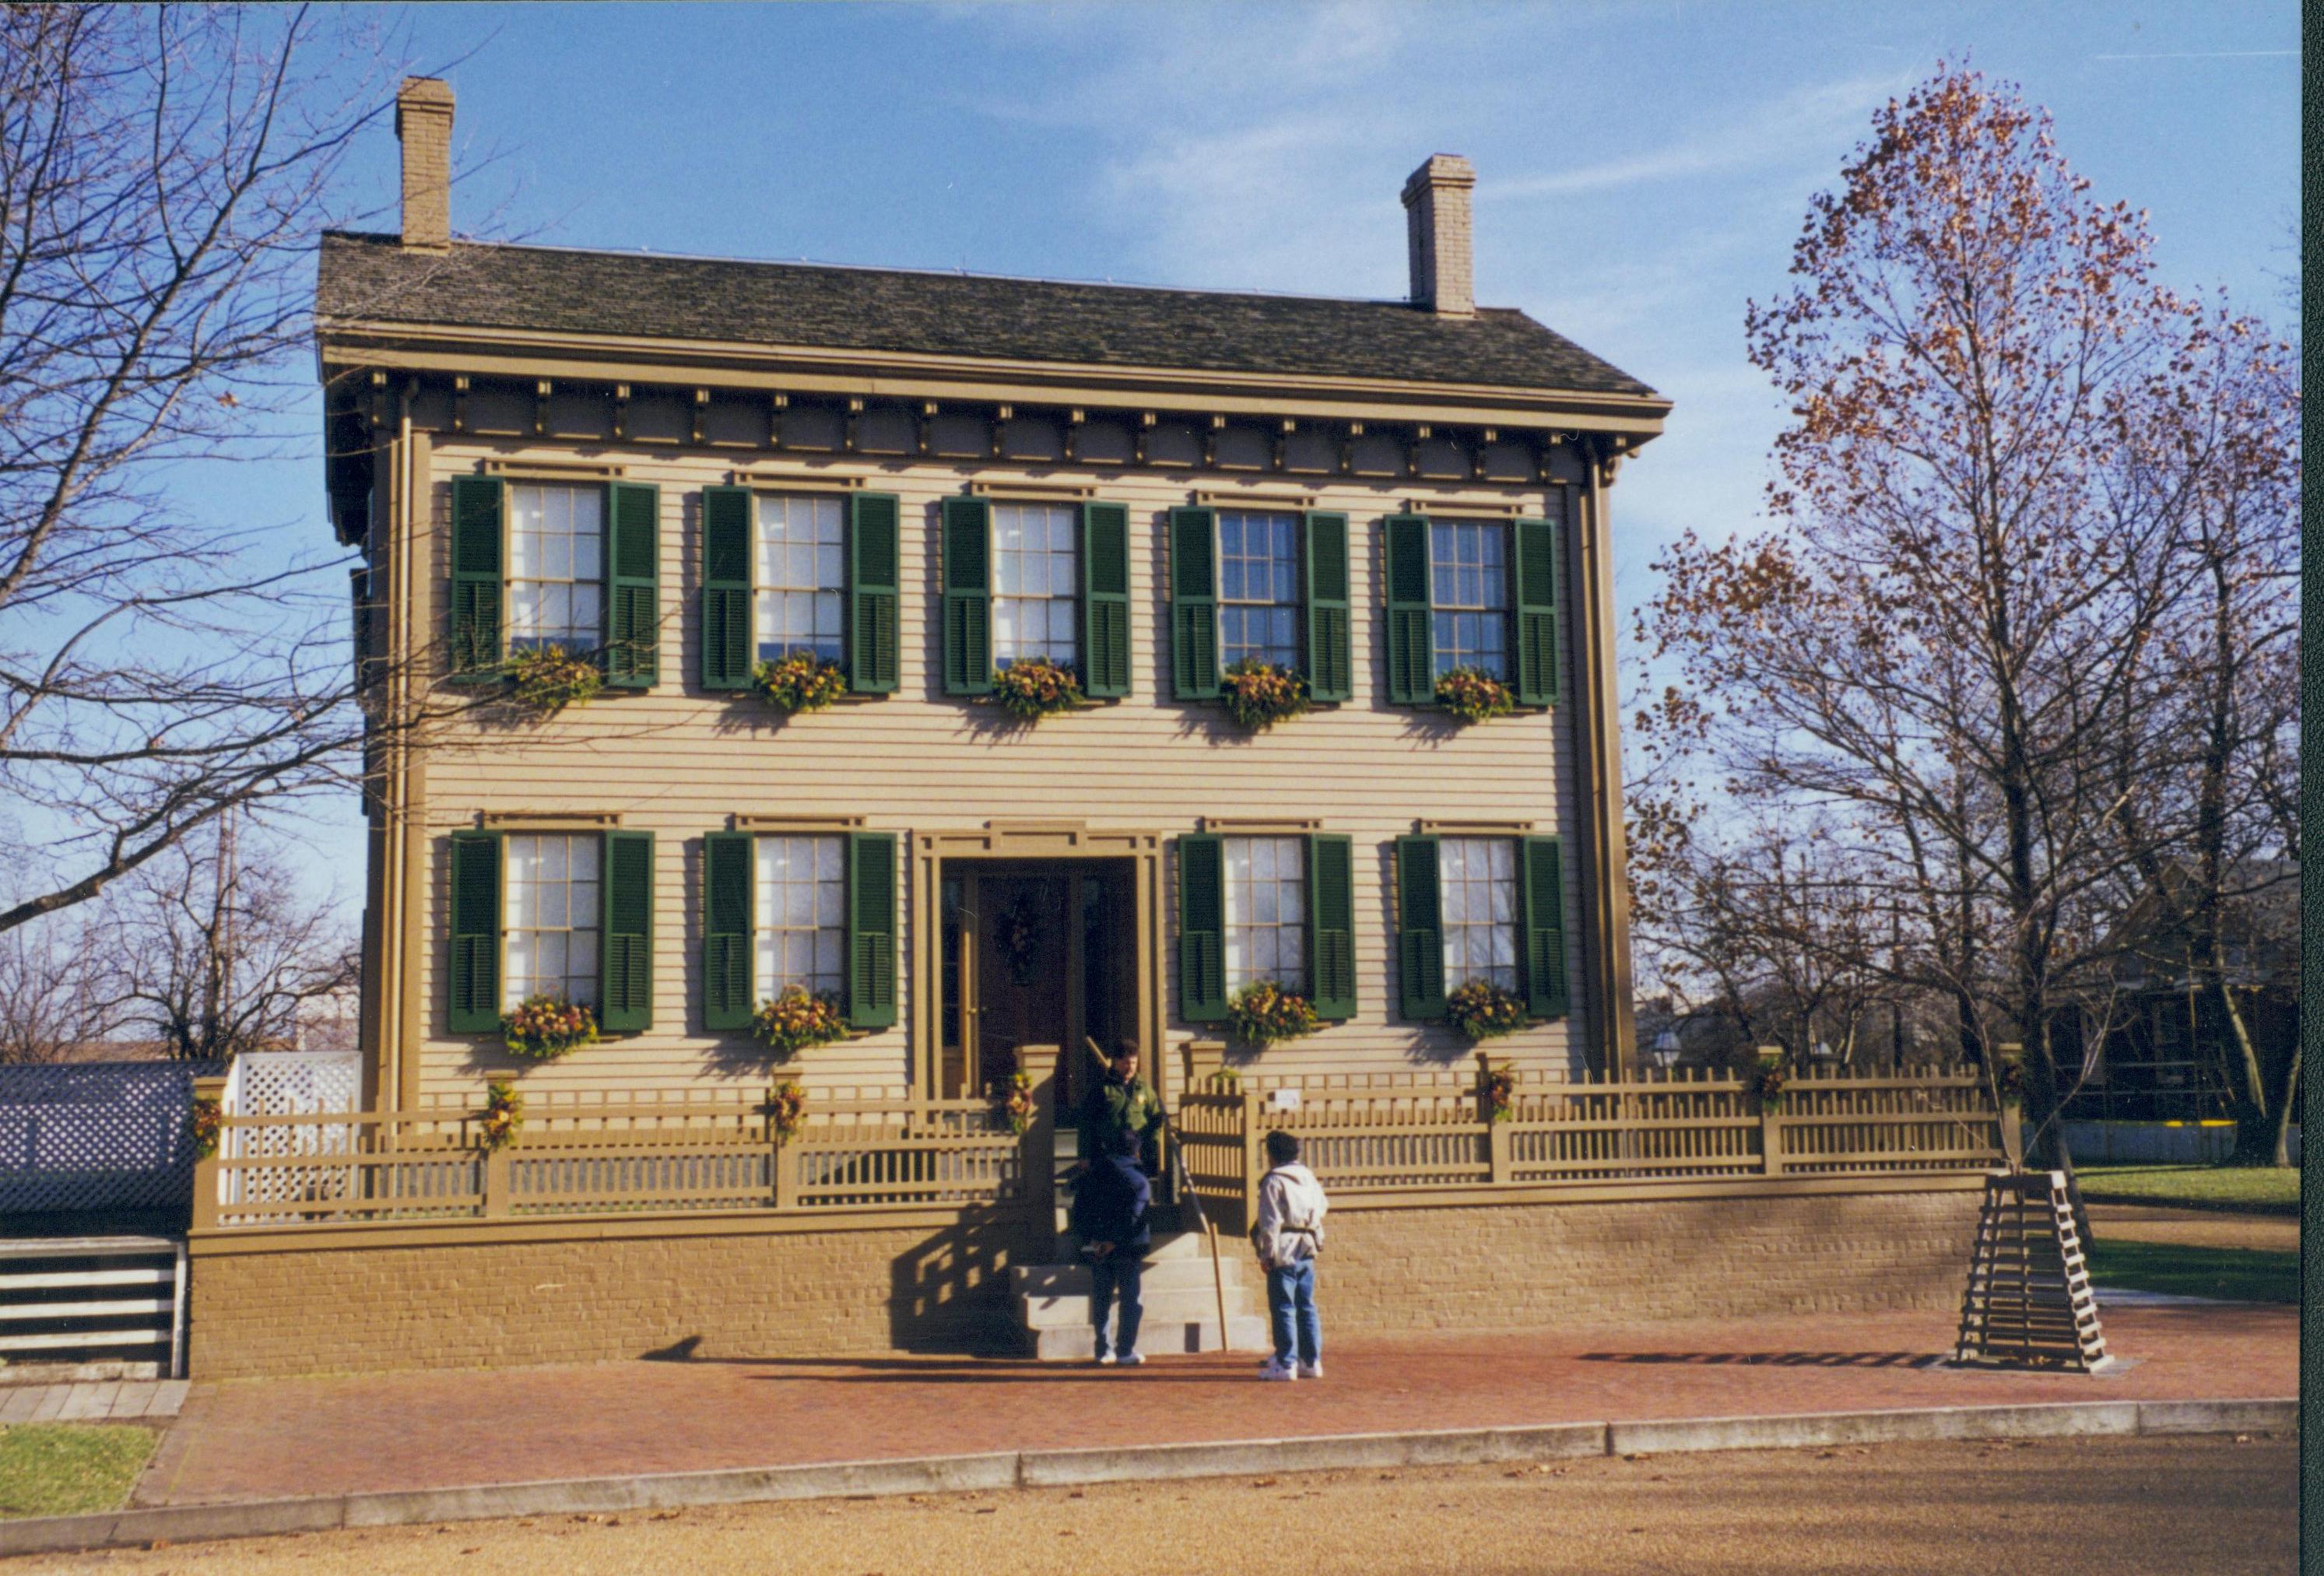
[396,76,455,251]
[1402,154,1476,317]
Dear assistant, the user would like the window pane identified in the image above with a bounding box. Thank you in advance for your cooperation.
[1222,834,1308,995]
[503,833,602,1008]
[753,834,846,999]
[1216,510,1300,669]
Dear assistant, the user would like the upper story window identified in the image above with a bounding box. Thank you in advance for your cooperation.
[755,494,844,665]
[992,502,1080,669]
[1429,521,1508,680]
[1223,834,1307,994]
[1438,836,1518,992]
[754,834,845,999]
[503,832,600,1008]
[507,484,604,651]
[1216,511,1300,669]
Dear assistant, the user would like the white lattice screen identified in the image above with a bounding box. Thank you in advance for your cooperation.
[222,1051,362,1210]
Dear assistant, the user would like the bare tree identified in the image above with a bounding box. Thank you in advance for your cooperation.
[0,5,406,935]
[0,911,115,1062]
[93,824,357,1062]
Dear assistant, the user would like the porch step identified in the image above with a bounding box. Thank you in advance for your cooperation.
[1013,1230,1269,1358]
[1030,1315,1271,1361]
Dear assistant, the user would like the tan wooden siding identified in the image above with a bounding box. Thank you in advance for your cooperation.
[410,443,1589,1103]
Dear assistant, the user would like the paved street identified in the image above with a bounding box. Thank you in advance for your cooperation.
[11,1433,2294,1575]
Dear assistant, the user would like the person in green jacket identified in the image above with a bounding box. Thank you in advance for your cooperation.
[1077,1045,1163,1171]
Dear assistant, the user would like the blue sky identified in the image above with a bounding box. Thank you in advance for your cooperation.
[230,0,2300,909]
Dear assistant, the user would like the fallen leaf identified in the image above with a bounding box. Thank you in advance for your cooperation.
[1252,1477,1277,1488]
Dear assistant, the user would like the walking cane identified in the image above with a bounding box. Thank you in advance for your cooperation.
[1087,1037,1232,1353]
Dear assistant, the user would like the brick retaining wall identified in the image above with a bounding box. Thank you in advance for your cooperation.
[188,1185,1982,1378]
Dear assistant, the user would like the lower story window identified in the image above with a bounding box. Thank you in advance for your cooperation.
[504,833,600,1007]
[755,834,844,999]
[1224,835,1306,995]
[1439,837,1517,992]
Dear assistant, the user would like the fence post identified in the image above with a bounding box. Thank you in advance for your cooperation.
[1184,1037,1226,1093]
[1239,1088,1263,1234]
[190,1070,229,1226]
[1756,1046,1785,1177]
[774,1139,799,1209]
[482,1146,511,1218]
[1994,1041,2026,1171]
[1019,1044,1061,1256]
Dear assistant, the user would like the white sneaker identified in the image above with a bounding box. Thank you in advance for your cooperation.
[1094,1350,1116,1366]
[1258,1357,1298,1381]
[1297,1360,1323,1380]
[1118,1350,1146,1367]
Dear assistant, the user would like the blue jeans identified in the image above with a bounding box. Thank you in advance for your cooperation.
[1091,1255,1143,1357]
[1266,1258,1321,1366]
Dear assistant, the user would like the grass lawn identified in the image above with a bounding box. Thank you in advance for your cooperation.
[0,1423,156,1519]
[2085,1238,2301,1304]
[2073,1164,2301,1215]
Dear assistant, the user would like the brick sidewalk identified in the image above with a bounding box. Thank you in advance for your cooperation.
[132,1301,2294,1509]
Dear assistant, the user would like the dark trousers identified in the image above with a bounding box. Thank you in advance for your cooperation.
[1266,1258,1321,1366]
[1091,1254,1144,1357]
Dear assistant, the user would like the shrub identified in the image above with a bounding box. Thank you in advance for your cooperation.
[753,652,847,714]
[507,644,602,714]
[1226,980,1321,1046]
[500,995,597,1060]
[750,985,848,1060]
[1434,665,1515,725]
[991,657,1083,722]
[1445,978,1527,1041]
[1219,657,1311,732]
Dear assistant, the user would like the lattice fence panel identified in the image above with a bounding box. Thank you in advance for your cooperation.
[0,1061,224,1215]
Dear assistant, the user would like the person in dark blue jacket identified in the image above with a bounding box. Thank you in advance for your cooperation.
[1069,1126,1152,1365]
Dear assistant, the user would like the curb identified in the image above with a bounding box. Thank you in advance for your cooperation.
[0,1397,2295,1559]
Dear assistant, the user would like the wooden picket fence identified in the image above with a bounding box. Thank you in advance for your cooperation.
[1177,1065,2002,1234]
[195,1087,1026,1230]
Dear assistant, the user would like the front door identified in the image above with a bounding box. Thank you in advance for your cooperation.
[972,870,1073,1100]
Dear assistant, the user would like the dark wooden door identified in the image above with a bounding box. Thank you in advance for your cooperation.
[974,871,1071,1098]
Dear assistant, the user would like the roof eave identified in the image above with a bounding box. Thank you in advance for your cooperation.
[314,316,1672,440]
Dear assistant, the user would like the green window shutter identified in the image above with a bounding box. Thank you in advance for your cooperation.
[1169,507,1220,700]
[700,486,755,690]
[604,483,660,688]
[845,831,898,1029]
[1301,512,1352,702]
[1384,514,1434,704]
[1395,834,1446,1020]
[1177,833,1226,1022]
[940,496,992,695]
[1079,501,1132,698]
[846,493,901,694]
[447,830,503,1033]
[1513,516,1559,707]
[1305,834,1357,1021]
[1520,836,1567,1020]
[702,831,755,1031]
[448,476,504,680]
[599,831,655,1032]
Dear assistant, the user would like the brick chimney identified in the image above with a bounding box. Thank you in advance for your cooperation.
[1402,154,1476,317]
[395,77,455,251]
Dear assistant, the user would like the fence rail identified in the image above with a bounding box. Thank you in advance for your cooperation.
[1176,1065,2003,1233]
[197,1090,1026,1230]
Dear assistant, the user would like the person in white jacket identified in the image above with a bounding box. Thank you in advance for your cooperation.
[1250,1129,1329,1381]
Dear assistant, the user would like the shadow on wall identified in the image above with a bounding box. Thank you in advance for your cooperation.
[889,1203,1041,1354]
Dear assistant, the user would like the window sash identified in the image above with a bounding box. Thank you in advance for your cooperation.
[992,502,1079,667]
[1216,511,1300,669]
[754,493,845,664]
[503,833,602,1007]
[507,484,604,650]
[1430,521,1509,679]
[753,834,846,999]
[1223,835,1308,995]
[1438,837,1518,992]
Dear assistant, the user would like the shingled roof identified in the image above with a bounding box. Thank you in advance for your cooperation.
[317,231,1660,400]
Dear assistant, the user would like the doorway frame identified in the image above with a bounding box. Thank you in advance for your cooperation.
[913,821,1165,1108]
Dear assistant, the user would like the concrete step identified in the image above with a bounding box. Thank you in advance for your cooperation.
[1020,1281,1261,1330]
[1029,1313,1271,1360]
[1013,1255,1248,1298]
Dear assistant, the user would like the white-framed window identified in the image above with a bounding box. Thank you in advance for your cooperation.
[1216,510,1299,669]
[754,834,845,999]
[1440,837,1518,992]
[507,483,604,651]
[755,493,844,665]
[504,834,600,1007]
[1223,835,1307,995]
[992,501,1078,668]
[1430,521,1508,679]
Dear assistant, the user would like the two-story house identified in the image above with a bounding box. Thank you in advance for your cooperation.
[327,79,1665,1121]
